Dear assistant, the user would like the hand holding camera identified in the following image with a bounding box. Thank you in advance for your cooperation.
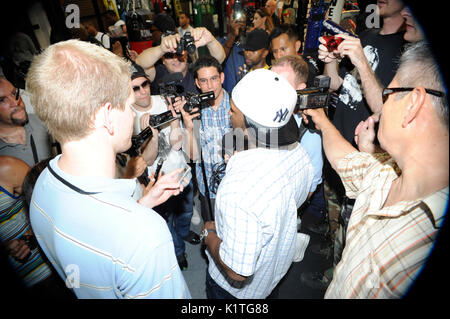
[332,34,368,70]
[318,36,341,63]
[160,32,182,54]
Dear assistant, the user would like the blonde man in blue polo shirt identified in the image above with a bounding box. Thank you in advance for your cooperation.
[26,40,191,299]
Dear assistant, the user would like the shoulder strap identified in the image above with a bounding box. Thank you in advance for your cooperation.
[29,134,39,164]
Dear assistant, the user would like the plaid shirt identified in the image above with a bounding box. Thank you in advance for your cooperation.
[326,151,448,299]
[195,90,231,198]
[207,144,313,298]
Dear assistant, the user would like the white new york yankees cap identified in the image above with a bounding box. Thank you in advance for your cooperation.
[231,68,300,147]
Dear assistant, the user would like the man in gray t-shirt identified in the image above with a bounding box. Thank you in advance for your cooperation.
[0,76,53,166]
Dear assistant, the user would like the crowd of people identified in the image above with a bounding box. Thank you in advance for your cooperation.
[0,0,448,300]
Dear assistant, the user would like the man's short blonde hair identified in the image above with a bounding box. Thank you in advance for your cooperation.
[271,55,309,86]
[26,39,131,143]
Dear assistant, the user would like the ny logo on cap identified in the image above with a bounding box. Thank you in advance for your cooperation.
[273,108,289,123]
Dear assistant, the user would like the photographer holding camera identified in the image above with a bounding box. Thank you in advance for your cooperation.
[135,27,225,96]
[173,55,232,223]
[302,41,448,299]
[177,12,199,62]
[129,63,201,271]
[304,0,407,291]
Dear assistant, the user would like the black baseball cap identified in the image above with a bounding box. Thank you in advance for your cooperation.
[242,29,269,51]
[130,63,149,81]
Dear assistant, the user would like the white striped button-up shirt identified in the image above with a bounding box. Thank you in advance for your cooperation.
[207,143,313,298]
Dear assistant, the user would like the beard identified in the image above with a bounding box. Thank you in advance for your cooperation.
[10,108,29,126]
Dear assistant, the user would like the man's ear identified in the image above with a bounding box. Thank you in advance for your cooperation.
[195,78,200,90]
[402,86,426,128]
[262,48,269,59]
[99,103,114,135]
[295,40,301,53]
[296,82,307,90]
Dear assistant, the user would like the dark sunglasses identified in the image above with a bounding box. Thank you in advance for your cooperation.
[382,87,445,103]
[163,52,185,59]
[132,80,150,92]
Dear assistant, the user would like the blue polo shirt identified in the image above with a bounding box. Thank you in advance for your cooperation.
[30,155,191,299]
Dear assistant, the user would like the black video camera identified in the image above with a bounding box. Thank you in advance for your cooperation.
[176,31,196,55]
[149,111,180,128]
[295,75,331,131]
[149,91,215,128]
[183,91,215,113]
[125,126,154,157]
[295,75,331,111]
[158,72,185,99]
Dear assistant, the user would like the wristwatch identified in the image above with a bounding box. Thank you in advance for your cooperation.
[200,228,216,242]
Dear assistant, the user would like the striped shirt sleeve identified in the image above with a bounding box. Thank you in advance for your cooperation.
[336,151,396,199]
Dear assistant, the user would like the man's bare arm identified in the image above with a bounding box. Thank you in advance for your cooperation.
[203,221,247,282]
[302,108,357,171]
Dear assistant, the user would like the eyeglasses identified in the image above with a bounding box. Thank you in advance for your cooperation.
[0,87,20,105]
[132,80,150,92]
[382,87,445,103]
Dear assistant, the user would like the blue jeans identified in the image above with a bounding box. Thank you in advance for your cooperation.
[205,270,236,299]
[205,270,280,299]
[305,182,327,219]
[166,181,194,257]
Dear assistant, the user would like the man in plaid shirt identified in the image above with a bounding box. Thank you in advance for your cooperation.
[303,41,448,298]
[176,56,232,222]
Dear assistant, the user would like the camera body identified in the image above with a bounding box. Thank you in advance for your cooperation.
[148,91,215,128]
[183,91,215,113]
[296,75,331,111]
[321,19,357,52]
[233,0,244,20]
[125,126,154,157]
[158,72,185,100]
[176,31,196,55]
[149,111,179,128]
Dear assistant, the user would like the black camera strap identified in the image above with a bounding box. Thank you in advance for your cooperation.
[47,164,100,195]
[199,119,213,222]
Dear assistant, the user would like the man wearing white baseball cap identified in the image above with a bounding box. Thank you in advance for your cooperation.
[201,68,314,298]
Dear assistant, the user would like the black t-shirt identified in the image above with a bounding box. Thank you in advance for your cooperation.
[332,29,406,145]
[151,63,199,96]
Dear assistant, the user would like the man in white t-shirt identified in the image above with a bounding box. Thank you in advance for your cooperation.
[177,12,199,62]
[83,20,111,50]
[130,63,200,271]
